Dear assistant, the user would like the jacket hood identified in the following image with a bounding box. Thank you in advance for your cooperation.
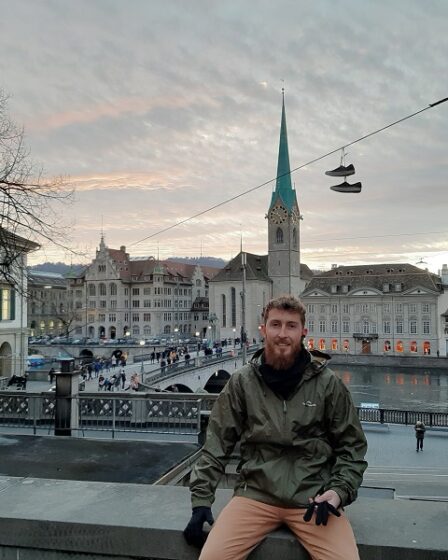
[250,347,331,380]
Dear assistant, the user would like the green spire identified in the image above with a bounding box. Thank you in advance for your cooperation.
[269,90,296,212]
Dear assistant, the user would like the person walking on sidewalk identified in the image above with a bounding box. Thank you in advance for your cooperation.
[184,295,368,560]
[415,420,426,452]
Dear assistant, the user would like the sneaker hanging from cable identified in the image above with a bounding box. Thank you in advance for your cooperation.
[330,181,362,193]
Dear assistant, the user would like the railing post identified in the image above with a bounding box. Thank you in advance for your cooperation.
[112,398,116,439]
[380,409,384,424]
[405,410,408,426]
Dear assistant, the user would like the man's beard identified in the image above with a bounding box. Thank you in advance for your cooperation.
[264,336,302,370]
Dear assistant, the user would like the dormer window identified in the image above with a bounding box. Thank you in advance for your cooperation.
[394,283,402,292]
[331,285,338,293]
[383,283,390,292]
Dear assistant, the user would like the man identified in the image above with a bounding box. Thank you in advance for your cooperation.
[184,295,367,560]
[414,420,426,452]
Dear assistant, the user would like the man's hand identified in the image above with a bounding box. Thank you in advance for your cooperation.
[303,490,341,526]
[183,506,214,548]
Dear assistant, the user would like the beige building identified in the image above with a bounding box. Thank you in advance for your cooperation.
[67,237,220,341]
[28,271,68,337]
[300,264,442,357]
[0,230,39,377]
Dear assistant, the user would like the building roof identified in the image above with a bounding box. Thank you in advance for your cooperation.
[105,248,221,284]
[211,252,271,283]
[302,263,442,296]
[28,271,67,288]
[0,227,40,254]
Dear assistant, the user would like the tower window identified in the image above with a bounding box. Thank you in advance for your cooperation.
[292,227,297,248]
[276,227,284,244]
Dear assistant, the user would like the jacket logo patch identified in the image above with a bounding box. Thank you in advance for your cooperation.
[303,401,317,407]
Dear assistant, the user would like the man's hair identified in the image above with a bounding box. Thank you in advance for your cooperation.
[262,295,306,325]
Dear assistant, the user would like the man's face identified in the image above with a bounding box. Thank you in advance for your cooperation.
[260,308,307,370]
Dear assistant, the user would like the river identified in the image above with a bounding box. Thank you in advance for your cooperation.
[333,365,448,412]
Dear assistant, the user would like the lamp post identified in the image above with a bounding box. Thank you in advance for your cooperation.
[195,331,200,357]
[174,327,179,347]
[139,339,145,378]
[208,325,212,347]
[232,328,236,347]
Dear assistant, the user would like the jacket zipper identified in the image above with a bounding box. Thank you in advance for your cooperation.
[283,400,287,434]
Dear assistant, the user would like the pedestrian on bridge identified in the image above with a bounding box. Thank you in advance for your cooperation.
[414,421,426,452]
[184,295,367,560]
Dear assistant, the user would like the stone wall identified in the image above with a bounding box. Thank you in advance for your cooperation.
[0,476,446,559]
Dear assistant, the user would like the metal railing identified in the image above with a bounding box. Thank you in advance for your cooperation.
[0,389,446,436]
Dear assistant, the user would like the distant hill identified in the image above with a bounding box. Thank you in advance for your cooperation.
[29,262,86,276]
[167,256,227,268]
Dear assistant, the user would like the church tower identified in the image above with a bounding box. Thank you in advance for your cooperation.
[267,91,305,297]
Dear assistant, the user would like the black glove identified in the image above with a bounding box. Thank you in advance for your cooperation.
[183,506,215,548]
[303,501,341,526]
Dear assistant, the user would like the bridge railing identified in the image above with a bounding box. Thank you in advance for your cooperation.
[0,388,446,437]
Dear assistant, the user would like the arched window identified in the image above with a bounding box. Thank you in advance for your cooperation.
[343,339,350,351]
[384,340,391,352]
[331,339,338,351]
[110,283,117,296]
[292,227,297,248]
[196,279,202,287]
[410,341,418,353]
[276,227,283,244]
[99,283,106,296]
[221,294,226,327]
[164,325,171,334]
[423,341,431,355]
[231,287,236,327]
[319,338,326,351]
[143,325,151,335]
[88,284,96,296]
[132,325,140,336]
[307,338,314,350]
[396,340,404,353]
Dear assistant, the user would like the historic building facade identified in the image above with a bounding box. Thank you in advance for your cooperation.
[28,271,68,337]
[300,264,443,356]
[0,230,38,377]
[67,237,220,341]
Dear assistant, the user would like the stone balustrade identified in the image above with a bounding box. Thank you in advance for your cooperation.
[0,476,446,560]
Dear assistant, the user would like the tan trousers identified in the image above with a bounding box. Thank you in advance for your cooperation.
[199,497,359,560]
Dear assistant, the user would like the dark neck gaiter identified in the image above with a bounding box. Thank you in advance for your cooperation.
[259,348,311,400]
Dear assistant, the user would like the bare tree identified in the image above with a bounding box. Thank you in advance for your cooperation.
[0,89,73,290]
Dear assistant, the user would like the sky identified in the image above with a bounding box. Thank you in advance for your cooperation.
[1,0,447,273]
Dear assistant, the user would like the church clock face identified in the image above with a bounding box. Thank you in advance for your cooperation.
[269,205,288,224]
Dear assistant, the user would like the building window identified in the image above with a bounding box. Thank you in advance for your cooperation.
[343,339,350,351]
[409,304,416,313]
[231,287,236,327]
[99,314,106,322]
[221,294,227,327]
[319,320,326,333]
[143,313,151,321]
[410,320,417,334]
[143,325,151,335]
[396,340,404,352]
[98,264,106,273]
[109,283,117,296]
[132,288,140,295]
[396,303,403,313]
[132,325,140,336]
[361,304,368,313]
[343,304,349,314]
[410,341,418,353]
[394,283,402,292]
[307,304,314,313]
[276,227,283,244]
[342,320,350,333]
[124,288,129,296]
[110,300,117,309]
[423,321,430,334]
[99,283,107,296]
[144,288,151,295]
[331,339,338,351]
[331,304,338,313]
[423,341,431,355]
[422,303,429,313]
[383,320,391,334]
[319,338,326,350]
[383,303,390,313]
[0,288,14,320]
[308,320,314,333]
[320,305,326,313]
[143,300,151,307]
[132,300,140,308]
[88,284,96,296]
[307,338,314,350]
[109,313,116,322]
[384,340,391,352]
[363,320,369,334]
[396,320,403,334]
[100,300,106,308]
[383,283,390,292]
[331,321,338,333]
[132,313,139,322]
[292,227,297,248]
[196,279,202,287]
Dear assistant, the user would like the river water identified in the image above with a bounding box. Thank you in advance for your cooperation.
[332,365,448,412]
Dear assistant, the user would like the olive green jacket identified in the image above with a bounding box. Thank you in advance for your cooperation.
[190,349,368,509]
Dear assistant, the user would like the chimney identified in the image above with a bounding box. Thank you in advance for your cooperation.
[120,246,126,252]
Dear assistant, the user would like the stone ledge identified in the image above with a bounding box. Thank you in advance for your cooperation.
[0,476,446,559]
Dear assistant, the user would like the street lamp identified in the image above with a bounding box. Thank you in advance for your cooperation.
[195,331,200,356]
[139,339,145,377]
[174,327,179,346]
[233,328,236,347]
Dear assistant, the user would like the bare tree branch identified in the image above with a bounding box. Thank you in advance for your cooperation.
[0,89,75,291]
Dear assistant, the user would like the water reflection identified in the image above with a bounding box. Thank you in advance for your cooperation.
[333,365,448,412]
